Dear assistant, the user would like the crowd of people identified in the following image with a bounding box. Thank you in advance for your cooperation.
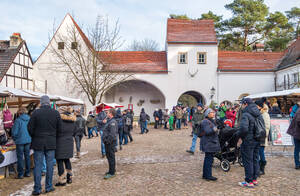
[5,94,300,194]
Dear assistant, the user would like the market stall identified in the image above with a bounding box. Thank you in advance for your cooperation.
[0,85,85,178]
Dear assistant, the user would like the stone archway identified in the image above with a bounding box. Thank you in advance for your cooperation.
[104,79,165,120]
[177,91,206,107]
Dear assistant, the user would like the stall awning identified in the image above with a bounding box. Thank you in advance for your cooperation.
[0,86,38,99]
[95,102,124,113]
[246,88,300,99]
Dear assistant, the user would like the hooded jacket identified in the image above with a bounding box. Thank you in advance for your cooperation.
[287,109,300,140]
[12,114,31,145]
[236,103,263,143]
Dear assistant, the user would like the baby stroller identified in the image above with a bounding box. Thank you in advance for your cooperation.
[214,119,243,172]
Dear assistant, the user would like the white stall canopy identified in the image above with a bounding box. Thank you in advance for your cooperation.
[246,88,300,99]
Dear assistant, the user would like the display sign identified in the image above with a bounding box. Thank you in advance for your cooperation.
[270,118,293,146]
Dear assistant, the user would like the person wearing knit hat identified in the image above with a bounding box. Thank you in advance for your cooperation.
[40,95,50,106]
[200,108,220,181]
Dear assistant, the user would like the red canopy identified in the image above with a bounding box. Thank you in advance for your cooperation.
[96,103,124,113]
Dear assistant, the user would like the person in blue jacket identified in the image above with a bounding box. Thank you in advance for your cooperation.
[12,107,31,179]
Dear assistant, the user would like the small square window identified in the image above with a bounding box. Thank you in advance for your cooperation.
[178,52,187,64]
[197,52,206,64]
[71,42,78,49]
[58,42,64,50]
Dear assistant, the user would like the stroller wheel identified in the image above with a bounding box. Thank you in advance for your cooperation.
[220,159,230,172]
[238,156,243,167]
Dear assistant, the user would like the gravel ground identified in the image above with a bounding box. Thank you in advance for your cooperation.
[1,126,300,196]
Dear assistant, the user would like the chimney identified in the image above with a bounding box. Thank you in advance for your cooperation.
[10,33,22,48]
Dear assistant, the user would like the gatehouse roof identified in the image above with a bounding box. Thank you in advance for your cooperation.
[167,19,217,44]
[276,37,300,71]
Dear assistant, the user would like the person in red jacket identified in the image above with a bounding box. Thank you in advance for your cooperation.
[225,107,237,127]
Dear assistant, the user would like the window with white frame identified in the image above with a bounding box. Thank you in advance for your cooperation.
[197,52,207,64]
[178,52,187,64]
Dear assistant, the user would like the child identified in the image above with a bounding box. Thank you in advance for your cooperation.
[169,112,174,131]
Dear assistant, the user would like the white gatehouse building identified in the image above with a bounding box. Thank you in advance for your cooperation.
[33,14,299,117]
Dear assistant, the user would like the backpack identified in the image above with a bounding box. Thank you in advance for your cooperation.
[253,115,266,142]
[117,117,123,128]
[3,110,13,129]
[125,116,132,126]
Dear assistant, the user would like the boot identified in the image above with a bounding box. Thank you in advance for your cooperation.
[66,170,73,184]
[76,152,80,159]
[55,173,66,186]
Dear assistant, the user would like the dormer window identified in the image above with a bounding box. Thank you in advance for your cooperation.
[58,42,64,50]
[197,52,206,64]
[178,52,187,64]
[71,42,78,49]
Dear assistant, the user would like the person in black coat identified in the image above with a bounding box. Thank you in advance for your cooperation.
[200,108,220,181]
[234,98,262,188]
[153,109,159,129]
[55,107,77,186]
[28,95,62,195]
[74,110,86,158]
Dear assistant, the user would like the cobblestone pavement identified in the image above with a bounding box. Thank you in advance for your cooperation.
[1,127,300,196]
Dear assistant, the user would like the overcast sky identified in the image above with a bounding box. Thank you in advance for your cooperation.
[0,0,299,58]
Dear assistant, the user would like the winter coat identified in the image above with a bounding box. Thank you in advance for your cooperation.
[261,105,270,146]
[153,111,160,121]
[218,105,227,118]
[158,109,163,120]
[96,111,107,130]
[175,108,183,119]
[102,117,118,144]
[55,113,77,159]
[225,110,237,127]
[200,118,221,153]
[28,105,62,151]
[236,103,263,143]
[290,104,299,118]
[86,115,97,128]
[269,106,282,116]
[12,114,31,145]
[124,113,132,133]
[74,115,86,136]
[115,110,124,131]
[287,109,300,140]
[140,111,149,122]
[191,109,205,134]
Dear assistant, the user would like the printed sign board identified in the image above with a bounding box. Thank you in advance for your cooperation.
[270,118,293,146]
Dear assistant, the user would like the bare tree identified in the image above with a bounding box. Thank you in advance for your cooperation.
[127,38,160,51]
[47,15,133,105]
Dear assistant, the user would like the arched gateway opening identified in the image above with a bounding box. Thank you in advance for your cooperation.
[177,91,206,107]
[104,80,165,120]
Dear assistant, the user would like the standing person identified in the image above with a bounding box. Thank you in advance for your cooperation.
[234,98,262,188]
[28,96,62,195]
[12,107,31,179]
[175,106,183,130]
[287,109,300,170]
[269,103,282,117]
[74,110,86,158]
[255,100,270,175]
[169,112,174,131]
[103,108,118,179]
[55,107,77,186]
[158,109,163,128]
[163,109,169,129]
[97,109,107,158]
[182,108,188,129]
[225,107,237,127]
[115,109,124,150]
[139,108,149,134]
[86,111,98,138]
[153,109,159,129]
[218,103,227,122]
[290,101,300,119]
[127,109,134,142]
[186,103,205,155]
[200,108,220,181]
[123,110,133,144]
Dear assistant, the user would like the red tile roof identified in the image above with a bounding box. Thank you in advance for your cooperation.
[218,51,284,72]
[167,19,217,44]
[277,37,300,70]
[98,51,168,73]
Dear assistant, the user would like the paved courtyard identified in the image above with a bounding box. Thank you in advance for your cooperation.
[1,126,300,196]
